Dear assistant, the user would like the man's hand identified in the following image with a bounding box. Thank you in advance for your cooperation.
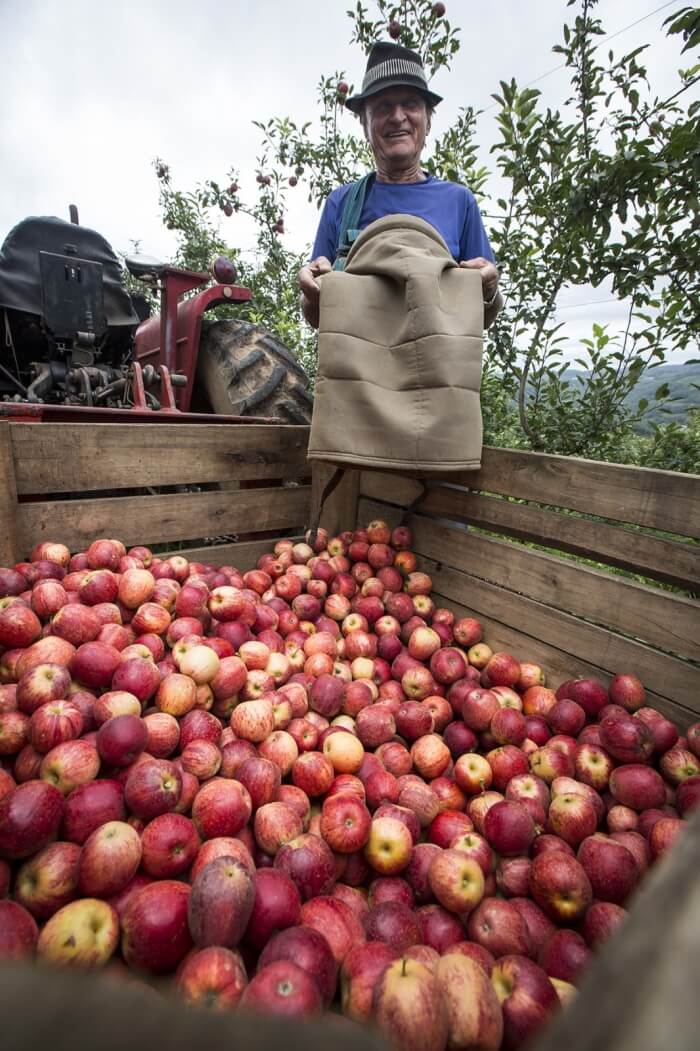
[459,257,499,302]
[298,256,332,329]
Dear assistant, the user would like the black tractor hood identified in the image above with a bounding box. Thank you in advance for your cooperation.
[0,215,140,327]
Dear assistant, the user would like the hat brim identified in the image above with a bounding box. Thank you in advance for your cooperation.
[345,79,442,114]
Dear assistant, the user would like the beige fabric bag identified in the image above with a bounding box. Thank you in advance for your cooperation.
[308,213,487,474]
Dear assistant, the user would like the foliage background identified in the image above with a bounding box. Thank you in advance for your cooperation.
[153,0,700,473]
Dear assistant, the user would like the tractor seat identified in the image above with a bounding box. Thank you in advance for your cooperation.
[124,254,167,280]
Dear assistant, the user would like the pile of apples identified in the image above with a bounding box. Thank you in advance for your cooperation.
[1,522,699,1051]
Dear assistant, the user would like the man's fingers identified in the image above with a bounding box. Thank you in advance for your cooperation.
[459,257,490,270]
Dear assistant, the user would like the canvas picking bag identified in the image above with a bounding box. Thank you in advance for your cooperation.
[309,213,485,472]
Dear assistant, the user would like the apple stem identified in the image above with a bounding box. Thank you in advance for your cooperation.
[402,957,407,977]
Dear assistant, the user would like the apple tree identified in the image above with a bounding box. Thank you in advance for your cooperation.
[153,0,699,462]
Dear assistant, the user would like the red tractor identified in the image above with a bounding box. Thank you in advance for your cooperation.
[0,208,313,425]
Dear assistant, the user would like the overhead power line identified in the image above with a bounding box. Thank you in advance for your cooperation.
[480,0,680,112]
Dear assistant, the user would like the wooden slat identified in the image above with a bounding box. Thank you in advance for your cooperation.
[0,423,21,566]
[532,808,700,1051]
[310,464,360,537]
[173,536,303,570]
[431,592,695,730]
[10,423,311,493]
[406,516,700,663]
[422,559,699,714]
[362,482,699,591]
[16,486,310,554]
[360,448,700,538]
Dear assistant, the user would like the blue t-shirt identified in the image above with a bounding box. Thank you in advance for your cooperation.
[311,174,495,265]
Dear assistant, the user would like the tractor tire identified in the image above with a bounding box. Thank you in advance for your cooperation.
[194,319,314,423]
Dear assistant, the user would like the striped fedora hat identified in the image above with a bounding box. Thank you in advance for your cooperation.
[345,41,443,114]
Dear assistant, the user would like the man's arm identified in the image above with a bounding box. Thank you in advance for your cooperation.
[458,257,503,328]
[298,256,332,329]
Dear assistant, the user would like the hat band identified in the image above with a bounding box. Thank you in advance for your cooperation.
[362,57,428,92]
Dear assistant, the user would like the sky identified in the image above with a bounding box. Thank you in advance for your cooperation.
[0,0,696,362]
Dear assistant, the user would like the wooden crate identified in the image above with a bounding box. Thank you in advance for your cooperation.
[2,423,700,1049]
[0,420,311,570]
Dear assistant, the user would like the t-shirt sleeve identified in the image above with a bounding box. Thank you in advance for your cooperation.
[459,190,496,263]
[310,187,346,262]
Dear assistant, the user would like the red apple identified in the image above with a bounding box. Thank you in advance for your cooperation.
[428,849,485,914]
[548,792,598,847]
[96,714,147,768]
[609,763,666,811]
[373,957,449,1051]
[192,778,252,839]
[437,952,504,1051]
[141,813,200,877]
[258,924,337,1005]
[244,868,301,951]
[300,894,365,964]
[491,955,558,1051]
[556,678,608,718]
[483,800,536,856]
[254,801,304,856]
[581,901,627,947]
[37,897,119,966]
[416,903,463,954]
[62,778,125,844]
[121,879,192,973]
[16,663,72,715]
[538,928,590,983]
[78,820,142,897]
[364,900,422,953]
[0,779,64,859]
[188,855,255,947]
[341,941,397,1022]
[364,815,413,876]
[241,959,322,1017]
[320,792,372,853]
[175,945,247,1009]
[599,714,653,763]
[529,852,593,923]
[274,833,336,900]
[14,840,81,919]
[0,900,38,959]
[124,758,182,819]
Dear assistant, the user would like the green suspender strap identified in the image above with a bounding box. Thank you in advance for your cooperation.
[332,172,375,271]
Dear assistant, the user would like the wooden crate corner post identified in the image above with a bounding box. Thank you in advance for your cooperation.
[0,422,22,566]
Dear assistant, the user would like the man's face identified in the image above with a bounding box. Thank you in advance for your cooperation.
[362,88,430,170]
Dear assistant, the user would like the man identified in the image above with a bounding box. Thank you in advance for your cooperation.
[299,41,500,328]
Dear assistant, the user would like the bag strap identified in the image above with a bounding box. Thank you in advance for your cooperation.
[332,172,375,271]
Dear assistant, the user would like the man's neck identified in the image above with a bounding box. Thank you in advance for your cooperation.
[375,164,427,184]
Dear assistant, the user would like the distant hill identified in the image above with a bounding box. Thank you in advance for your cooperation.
[546,363,700,433]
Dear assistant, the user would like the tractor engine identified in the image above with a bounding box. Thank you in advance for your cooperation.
[0,214,146,408]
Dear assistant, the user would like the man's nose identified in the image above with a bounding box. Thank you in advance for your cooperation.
[387,104,410,121]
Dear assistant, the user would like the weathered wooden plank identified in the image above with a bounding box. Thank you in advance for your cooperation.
[364,483,699,590]
[421,560,699,713]
[173,536,303,570]
[358,492,700,662]
[531,807,700,1051]
[0,423,21,566]
[431,592,696,729]
[16,486,310,554]
[408,516,700,663]
[359,448,700,538]
[311,464,361,537]
[10,423,311,493]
